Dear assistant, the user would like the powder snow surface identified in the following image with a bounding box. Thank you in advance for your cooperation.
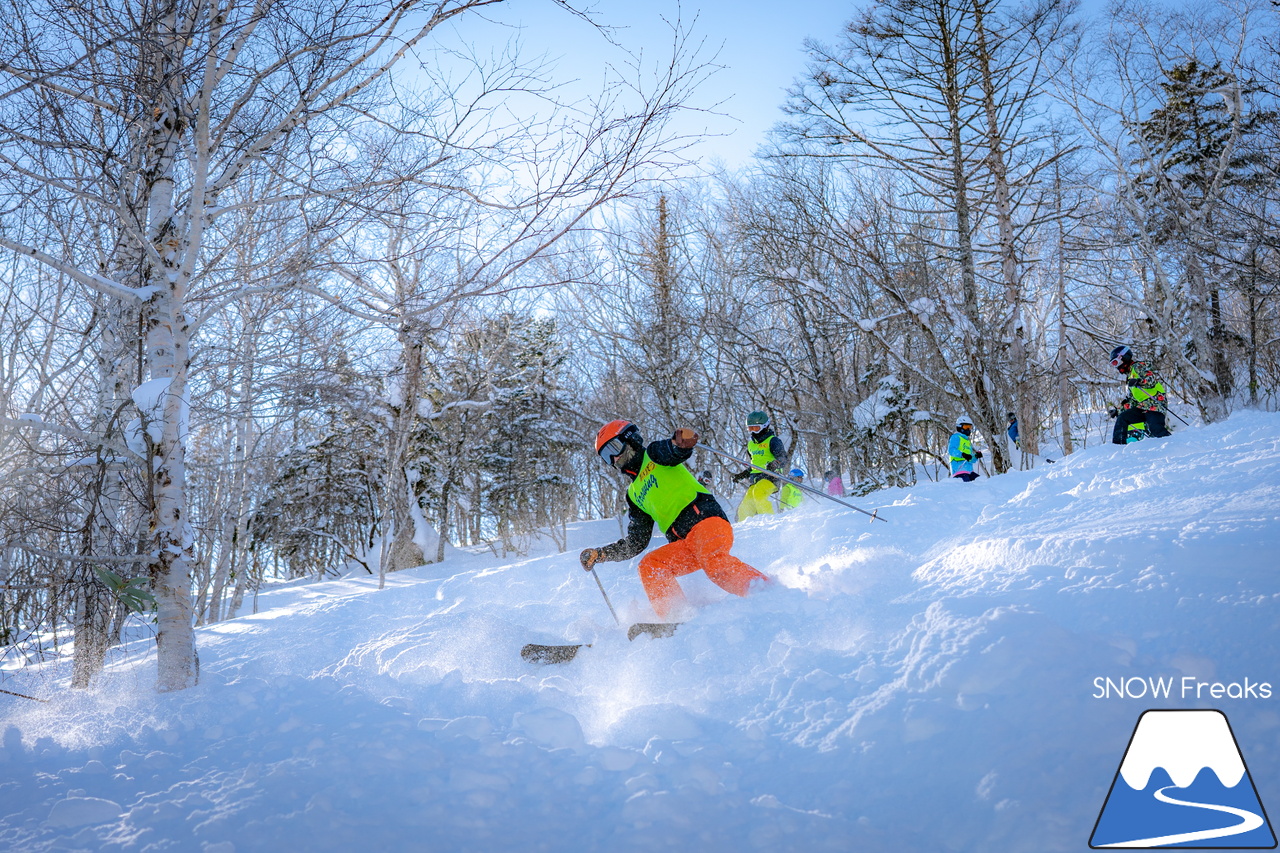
[2,412,1278,852]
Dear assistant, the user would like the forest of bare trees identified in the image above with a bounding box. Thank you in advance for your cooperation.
[0,0,1276,693]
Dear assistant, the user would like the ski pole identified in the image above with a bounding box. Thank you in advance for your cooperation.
[589,567,620,625]
[1144,366,1189,425]
[700,445,887,523]
[0,686,48,703]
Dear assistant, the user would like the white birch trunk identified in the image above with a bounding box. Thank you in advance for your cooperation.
[382,331,427,579]
[207,335,256,622]
[972,0,1035,463]
[141,0,203,693]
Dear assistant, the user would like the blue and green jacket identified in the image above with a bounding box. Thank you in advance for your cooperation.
[949,431,976,476]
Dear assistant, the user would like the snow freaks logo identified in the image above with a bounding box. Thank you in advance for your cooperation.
[1090,710,1277,849]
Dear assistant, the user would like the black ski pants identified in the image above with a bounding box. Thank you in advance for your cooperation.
[1112,407,1169,444]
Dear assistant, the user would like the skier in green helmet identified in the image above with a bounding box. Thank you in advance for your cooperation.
[731,410,790,521]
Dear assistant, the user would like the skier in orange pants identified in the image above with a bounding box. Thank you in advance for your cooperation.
[581,420,770,621]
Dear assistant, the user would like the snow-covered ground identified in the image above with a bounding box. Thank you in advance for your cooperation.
[2,411,1278,852]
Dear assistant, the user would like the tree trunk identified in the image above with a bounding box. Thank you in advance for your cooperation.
[207,336,256,622]
[941,20,1003,473]
[1184,252,1229,422]
[381,332,426,580]
[972,0,1035,461]
[1054,165,1074,457]
[435,479,451,564]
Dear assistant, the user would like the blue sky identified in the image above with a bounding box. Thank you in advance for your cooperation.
[442,0,855,170]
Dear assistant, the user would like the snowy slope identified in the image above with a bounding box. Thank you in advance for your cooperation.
[2,412,1278,853]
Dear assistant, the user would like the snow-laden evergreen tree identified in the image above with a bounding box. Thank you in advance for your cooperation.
[470,314,578,556]
[1132,59,1273,418]
[250,409,385,580]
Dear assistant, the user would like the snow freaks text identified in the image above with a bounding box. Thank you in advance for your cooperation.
[1092,676,1273,700]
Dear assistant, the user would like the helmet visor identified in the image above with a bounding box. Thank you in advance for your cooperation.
[598,437,627,464]
[747,423,765,434]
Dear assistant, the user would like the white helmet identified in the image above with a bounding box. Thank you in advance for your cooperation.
[956,415,974,429]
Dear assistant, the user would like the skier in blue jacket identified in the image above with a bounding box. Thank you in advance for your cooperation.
[949,416,983,482]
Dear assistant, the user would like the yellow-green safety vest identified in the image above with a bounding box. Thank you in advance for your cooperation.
[950,433,973,462]
[1128,365,1165,407]
[780,482,804,509]
[748,435,776,472]
[627,452,710,533]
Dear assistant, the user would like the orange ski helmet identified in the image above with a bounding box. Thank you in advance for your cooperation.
[595,419,642,463]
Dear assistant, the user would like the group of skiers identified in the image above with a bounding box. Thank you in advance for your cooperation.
[579,409,823,620]
[948,345,1172,481]
[580,345,1172,619]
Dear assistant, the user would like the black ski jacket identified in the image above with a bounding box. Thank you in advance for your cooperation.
[596,437,727,563]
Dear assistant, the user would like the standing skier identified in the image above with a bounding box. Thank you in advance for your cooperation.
[731,410,790,521]
[823,470,846,497]
[779,468,806,512]
[581,420,770,621]
[1108,345,1171,444]
[949,416,983,482]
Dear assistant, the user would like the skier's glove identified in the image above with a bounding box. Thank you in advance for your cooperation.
[579,548,601,571]
[673,427,699,449]
[1107,407,1119,419]
[1126,377,1140,387]
[731,471,749,483]
[961,452,972,461]
[975,450,983,459]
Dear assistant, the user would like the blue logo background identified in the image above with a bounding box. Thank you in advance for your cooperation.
[1090,710,1276,849]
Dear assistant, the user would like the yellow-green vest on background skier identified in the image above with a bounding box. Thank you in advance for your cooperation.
[779,468,806,512]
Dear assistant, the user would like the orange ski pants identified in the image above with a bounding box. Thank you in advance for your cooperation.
[637,516,768,620]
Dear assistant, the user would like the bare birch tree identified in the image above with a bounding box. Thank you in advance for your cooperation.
[781,0,1075,472]
[0,0,701,691]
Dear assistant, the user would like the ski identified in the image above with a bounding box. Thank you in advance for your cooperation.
[521,642,588,664]
[521,622,683,665]
[627,621,681,641]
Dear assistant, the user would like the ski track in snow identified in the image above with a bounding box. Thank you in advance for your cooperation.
[1,412,1279,852]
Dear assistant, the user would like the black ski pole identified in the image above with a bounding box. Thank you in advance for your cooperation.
[977,455,992,478]
[700,445,887,523]
[589,567,620,625]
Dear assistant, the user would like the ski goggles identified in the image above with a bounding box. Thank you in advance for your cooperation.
[598,437,627,463]
[1110,353,1128,369]
[747,423,766,434]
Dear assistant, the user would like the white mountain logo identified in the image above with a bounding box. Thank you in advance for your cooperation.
[1091,710,1276,848]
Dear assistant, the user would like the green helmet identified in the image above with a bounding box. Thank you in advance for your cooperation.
[746,410,770,432]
